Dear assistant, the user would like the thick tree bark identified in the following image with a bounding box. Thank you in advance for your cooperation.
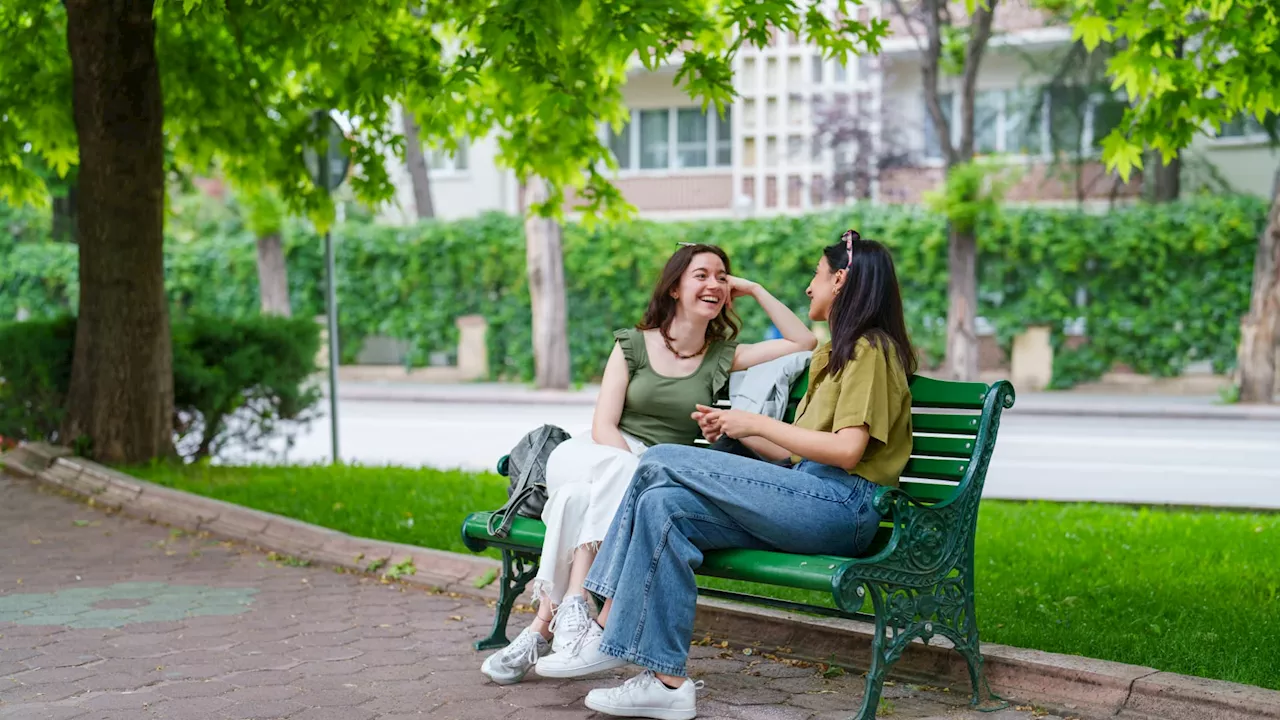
[402,108,435,219]
[256,232,292,317]
[522,178,570,390]
[62,0,174,462]
[946,226,980,381]
[1238,172,1280,404]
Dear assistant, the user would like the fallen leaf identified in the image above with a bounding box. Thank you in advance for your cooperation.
[449,615,464,621]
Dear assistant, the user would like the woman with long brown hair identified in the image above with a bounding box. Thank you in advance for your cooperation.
[481,243,817,685]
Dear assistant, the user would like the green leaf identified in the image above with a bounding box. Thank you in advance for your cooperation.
[1100,131,1144,181]
[1072,15,1113,52]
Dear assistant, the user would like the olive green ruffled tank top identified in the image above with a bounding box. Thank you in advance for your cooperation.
[613,328,738,448]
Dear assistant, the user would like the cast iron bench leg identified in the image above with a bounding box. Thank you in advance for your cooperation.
[474,549,540,651]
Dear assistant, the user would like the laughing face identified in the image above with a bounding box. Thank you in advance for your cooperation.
[673,252,729,321]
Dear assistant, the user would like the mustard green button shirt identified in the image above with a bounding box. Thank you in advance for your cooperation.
[791,338,913,487]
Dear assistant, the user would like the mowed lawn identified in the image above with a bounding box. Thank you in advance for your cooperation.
[129,462,1280,690]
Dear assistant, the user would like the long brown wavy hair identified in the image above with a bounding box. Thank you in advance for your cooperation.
[636,244,741,346]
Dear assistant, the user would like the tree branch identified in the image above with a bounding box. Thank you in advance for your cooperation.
[917,0,955,165]
[885,0,928,55]
[956,0,999,162]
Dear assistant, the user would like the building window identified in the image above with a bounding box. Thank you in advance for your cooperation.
[811,55,824,84]
[714,108,733,166]
[924,88,1123,160]
[639,110,670,170]
[608,120,631,170]
[1217,112,1274,140]
[833,60,848,84]
[1048,86,1125,154]
[428,140,469,172]
[608,107,732,171]
[676,108,709,168]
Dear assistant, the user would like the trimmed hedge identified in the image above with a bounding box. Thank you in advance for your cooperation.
[1,195,1267,387]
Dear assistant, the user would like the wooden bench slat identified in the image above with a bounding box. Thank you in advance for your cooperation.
[897,480,959,503]
[908,375,988,409]
[699,548,852,592]
[903,457,968,482]
[911,434,976,458]
[911,412,982,435]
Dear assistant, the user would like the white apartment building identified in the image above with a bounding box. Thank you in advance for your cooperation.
[378,1,1280,224]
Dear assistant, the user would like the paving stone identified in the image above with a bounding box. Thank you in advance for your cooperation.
[221,698,307,718]
[431,697,519,719]
[221,683,303,704]
[77,689,163,711]
[154,679,235,698]
[708,686,792,706]
[0,705,88,720]
[292,708,377,720]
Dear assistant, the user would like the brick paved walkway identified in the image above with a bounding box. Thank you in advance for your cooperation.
[0,475,1070,720]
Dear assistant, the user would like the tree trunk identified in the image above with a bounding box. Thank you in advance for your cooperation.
[402,108,435,219]
[1148,152,1181,203]
[256,232,292,317]
[1149,37,1183,205]
[522,178,571,390]
[52,181,78,243]
[946,225,980,381]
[1237,172,1280,404]
[62,0,174,462]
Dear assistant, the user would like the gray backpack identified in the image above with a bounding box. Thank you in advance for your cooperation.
[487,424,572,537]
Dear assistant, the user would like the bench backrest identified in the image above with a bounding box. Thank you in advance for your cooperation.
[777,366,1010,507]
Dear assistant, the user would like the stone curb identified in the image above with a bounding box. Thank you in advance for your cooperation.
[5,443,1279,720]
[335,386,1280,422]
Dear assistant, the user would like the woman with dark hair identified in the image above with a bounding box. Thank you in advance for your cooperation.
[550,231,917,720]
[482,243,817,686]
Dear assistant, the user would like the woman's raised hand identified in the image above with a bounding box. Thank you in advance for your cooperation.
[726,275,760,301]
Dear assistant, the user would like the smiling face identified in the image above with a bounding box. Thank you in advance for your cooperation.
[806,255,844,322]
[673,251,729,321]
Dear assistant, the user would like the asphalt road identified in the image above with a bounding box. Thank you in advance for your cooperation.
[225,399,1280,509]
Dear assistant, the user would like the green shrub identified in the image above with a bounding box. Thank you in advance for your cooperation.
[0,315,321,460]
[2,195,1268,387]
[0,315,77,445]
[172,314,322,460]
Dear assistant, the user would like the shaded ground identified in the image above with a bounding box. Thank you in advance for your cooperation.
[0,474,1072,720]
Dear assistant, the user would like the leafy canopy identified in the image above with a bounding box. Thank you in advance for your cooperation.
[1067,0,1280,180]
[0,0,887,221]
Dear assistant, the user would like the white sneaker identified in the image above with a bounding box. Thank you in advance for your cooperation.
[480,627,550,685]
[549,595,592,655]
[585,670,702,720]
[534,620,628,678]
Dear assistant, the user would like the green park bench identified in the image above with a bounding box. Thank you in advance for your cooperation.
[461,373,1016,719]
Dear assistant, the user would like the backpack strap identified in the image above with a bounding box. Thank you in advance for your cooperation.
[486,426,557,537]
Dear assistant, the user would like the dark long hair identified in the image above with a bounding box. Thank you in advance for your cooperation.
[637,244,741,345]
[822,230,917,377]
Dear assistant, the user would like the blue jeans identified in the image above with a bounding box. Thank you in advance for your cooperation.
[582,443,883,677]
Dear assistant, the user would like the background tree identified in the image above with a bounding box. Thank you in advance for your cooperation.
[1070,0,1279,403]
[886,0,1000,381]
[400,108,436,220]
[238,185,292,317]
[812,96,914,202]
[0,0,886,462]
